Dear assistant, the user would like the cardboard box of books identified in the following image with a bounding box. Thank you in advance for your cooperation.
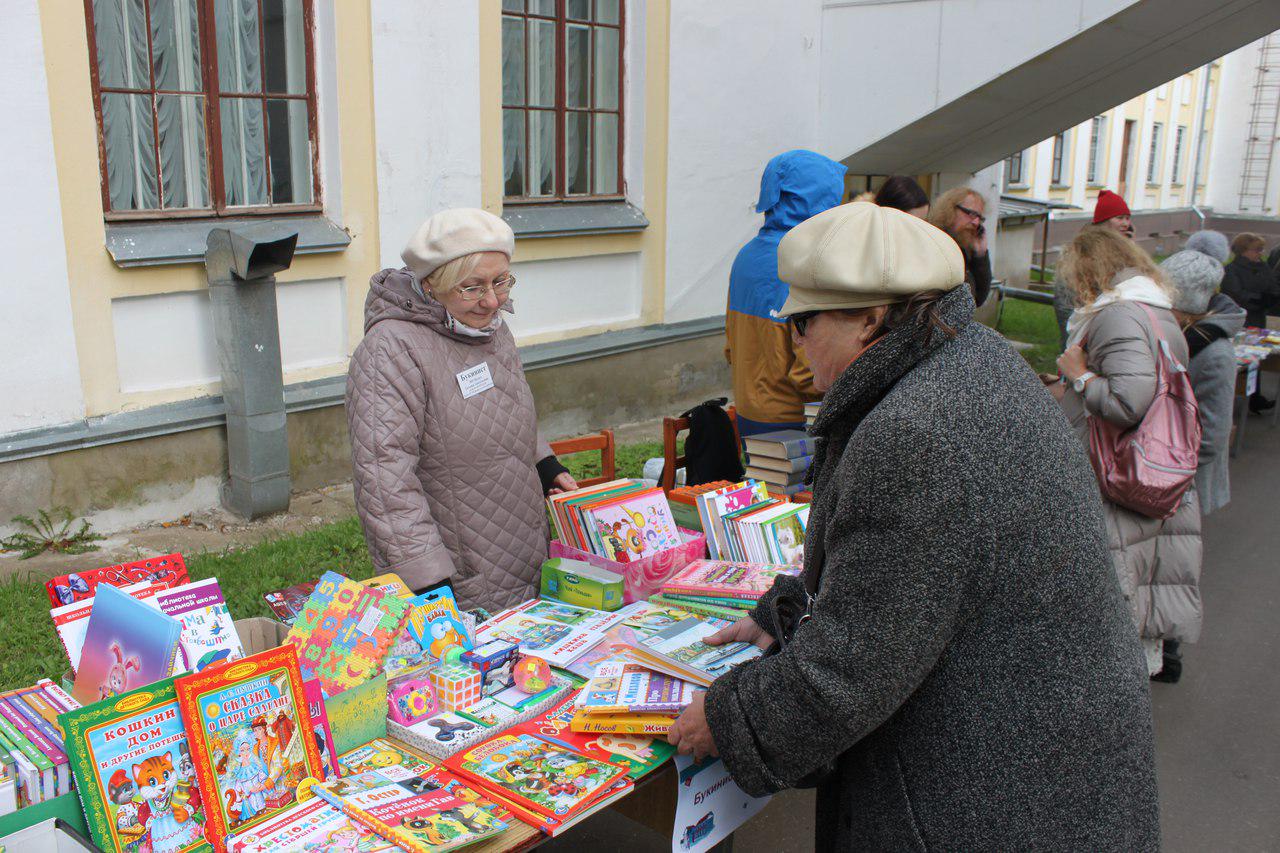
[233,616,290,654]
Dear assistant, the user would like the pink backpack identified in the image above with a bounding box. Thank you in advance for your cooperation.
[1087,303,1201,520]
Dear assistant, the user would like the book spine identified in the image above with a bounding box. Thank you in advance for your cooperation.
[36,679,80,714]
[648,595,750,622]
[659,591,760,609]
[309,785,430,853]
[0,701,62,767]
[0,712,50,802]
[569,718,674,735]
[0,728,40,806]
[2,694,66,756]
[660,585,764,604]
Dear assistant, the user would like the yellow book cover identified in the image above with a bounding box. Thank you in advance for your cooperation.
[569,709,675,735]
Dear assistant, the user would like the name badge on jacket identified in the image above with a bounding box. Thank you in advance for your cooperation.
[456,362,495,399]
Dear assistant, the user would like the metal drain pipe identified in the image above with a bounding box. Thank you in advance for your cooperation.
[204,226,298,519]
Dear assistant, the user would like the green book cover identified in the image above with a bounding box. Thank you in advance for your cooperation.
[648,594,752,622]
[658,590,760,610]
[59,676,210,853]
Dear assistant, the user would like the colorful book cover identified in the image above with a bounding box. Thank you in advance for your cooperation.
[697,481,771,561]
[154,579,245,673]
[337,737,435,781]
[261,581,317,626]
[442,731,628,821]
[174,645,324,852]
[587,487,683,562]
[520,697,675,780]
[616,600,696,635]
[60,676,208,853]
[312,772,508,852]
[72,583,184,706]
[568,709,676,736]
[52,581,165,674]
[361,573,415,599]
[284,571,413,696]
[647,593,750,623]
[662,560,801,601]
[225,796,398,853]
[561,624,643,681]
[628,617,764,687]
[577,661,700,715]
[545,479,632,545]
[45,553,189,608]
[0,701,60,799]
[301,680,339,780]
[325,674,389,755]
[405,586,473,661]
[472,600,628,668]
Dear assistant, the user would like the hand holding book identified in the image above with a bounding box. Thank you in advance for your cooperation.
[705,616,774,651]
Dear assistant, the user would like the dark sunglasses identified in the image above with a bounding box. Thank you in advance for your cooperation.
[956,204,986,225]
[790,311,820,337]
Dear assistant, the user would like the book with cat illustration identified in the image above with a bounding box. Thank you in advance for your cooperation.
[60,675,210,853]
[71,582,184,706]
[175,645,325,853]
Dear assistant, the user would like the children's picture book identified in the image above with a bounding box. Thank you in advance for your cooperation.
[472,600,628,668]
[312,771,509,852]
[616,600,696,635]
[361,573,414,599]
[72,583,184,706]
[174,645,324,852]
[577,661,701,715]
[153,579,245,673]
[44,553,189,608]
[695,481,770,560]
[337,737,435,781]
[444,730,629,824]
[405,586,473,661]
[588,487,683,563]
[627,617,764,687]
[662,560,802,602]
[284,571,414,696]
[569,708,676,736]
[52,581,166,674]
[261,581,317,625]
[226,796,399,853]
[647,593,749,623]
[60,675,208,853]
[302,679,339,780]
[519,697,675,780]
[561,624,642,681]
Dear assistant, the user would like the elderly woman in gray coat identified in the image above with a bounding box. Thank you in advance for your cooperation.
[668,203,1158,851]
[1054,227,1203,677]
[345,209,575,609]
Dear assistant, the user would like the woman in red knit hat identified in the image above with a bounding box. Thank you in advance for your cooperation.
[1053,189,1137,348]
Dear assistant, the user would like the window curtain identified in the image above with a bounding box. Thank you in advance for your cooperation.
[151,0,208,208]
[95,0,157,210]
[216,0,268,206]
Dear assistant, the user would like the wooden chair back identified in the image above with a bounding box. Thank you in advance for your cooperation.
[548,429,617,488]
[661,405,739,494]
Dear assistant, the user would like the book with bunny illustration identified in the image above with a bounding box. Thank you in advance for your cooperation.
[60,675,209,853]
[174,645,325,853]
[71,582,184,706]
[518,696,675,780]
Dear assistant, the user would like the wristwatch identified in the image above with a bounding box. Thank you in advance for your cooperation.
[1073,371,1097,393]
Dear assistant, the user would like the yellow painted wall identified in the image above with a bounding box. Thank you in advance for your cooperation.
[38,0,381,418]
[479,0,671,346]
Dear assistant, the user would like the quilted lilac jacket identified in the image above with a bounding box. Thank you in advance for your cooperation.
[346,268,554,610]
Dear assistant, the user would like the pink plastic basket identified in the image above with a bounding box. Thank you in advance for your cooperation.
[548,528,707,604]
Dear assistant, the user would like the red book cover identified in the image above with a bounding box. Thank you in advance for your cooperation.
[175,645,324,852]
[44,553,189,607]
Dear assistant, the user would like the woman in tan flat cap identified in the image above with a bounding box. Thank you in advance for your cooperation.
[667,202,1159,851]
[345,208,575,609]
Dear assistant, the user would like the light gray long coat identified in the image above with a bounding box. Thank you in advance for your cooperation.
[345,268,554,610]
[1186,294,1246,515]
[1060,297,1203,643]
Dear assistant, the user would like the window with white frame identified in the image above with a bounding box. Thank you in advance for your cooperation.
[1004,150,1024,188]
[1087,116,1106,185]
[1147,122,1164,184]
[1171,125,1187,184]
[1051,132,1067,185]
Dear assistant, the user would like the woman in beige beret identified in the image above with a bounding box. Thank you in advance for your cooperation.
[345,208,575,610]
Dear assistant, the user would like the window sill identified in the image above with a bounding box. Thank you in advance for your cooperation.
[104,215,352,269]
[1005,182,1030,190]
[503,201,649,240]
[1049,184,1071,190]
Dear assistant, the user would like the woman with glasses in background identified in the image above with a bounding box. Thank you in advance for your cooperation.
[928,186,993,308]
[345,208,576,608]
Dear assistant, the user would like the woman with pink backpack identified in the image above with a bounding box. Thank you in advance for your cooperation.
[1047,227,1203,679]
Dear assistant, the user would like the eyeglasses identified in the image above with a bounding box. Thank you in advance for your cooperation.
[956,204,986,225]
[455,274,517,302]
[790,311,820,337]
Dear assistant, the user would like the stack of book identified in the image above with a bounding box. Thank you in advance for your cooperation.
[742,429,816,496]
[547,480,684,561]
[666,480,734,531]
[804,401,821,427]
[694,481,810,564]
[0,679,80,813]
[651,560,803,622]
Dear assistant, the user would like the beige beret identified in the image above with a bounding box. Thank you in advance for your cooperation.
[778,201,965,315]
[402,208,515,280]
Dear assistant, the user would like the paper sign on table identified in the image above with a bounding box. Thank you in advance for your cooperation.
[672,754,770,853]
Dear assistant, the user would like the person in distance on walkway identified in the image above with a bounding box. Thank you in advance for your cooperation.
[725,150,848,437]
[1054,189,1135,349]
[873,174,929,218]
[1054,227,1203,679]
[928,185,993,307]
[669,202,1159,851]
[1221,232,1280,412]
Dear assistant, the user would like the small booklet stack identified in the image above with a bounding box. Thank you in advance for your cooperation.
[804,401,821,426]
[742,429,816,496]
[653,560,803,622]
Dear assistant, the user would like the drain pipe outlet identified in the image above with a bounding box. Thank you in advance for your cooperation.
[204,226,298,519]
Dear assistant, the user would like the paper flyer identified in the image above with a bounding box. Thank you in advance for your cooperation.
[672,755,770,852]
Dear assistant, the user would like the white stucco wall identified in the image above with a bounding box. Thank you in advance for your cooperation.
[662,0,824,324]
[371,0,484,269]
[0,3,85,435]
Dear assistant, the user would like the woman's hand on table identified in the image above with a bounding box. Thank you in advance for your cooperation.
[705,615,774,650]
[668,693,719,761]
[548,472,579,495]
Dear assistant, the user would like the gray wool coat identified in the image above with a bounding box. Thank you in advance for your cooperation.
[705,287,1159,852]
[1185,294,1246,515]
[345,268,554,610]
[1060,296,1203,643]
